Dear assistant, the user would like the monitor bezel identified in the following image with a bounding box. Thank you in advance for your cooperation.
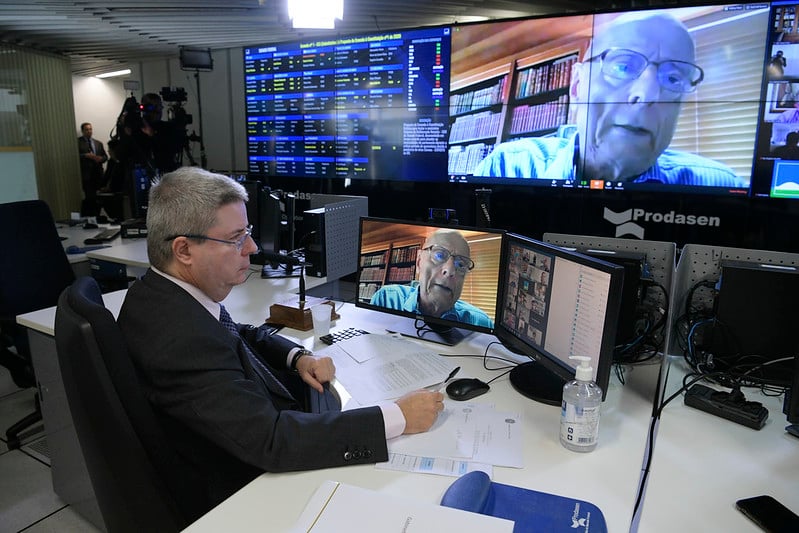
[494,233,625,402]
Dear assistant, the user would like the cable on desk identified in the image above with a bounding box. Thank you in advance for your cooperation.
[682,312,792,394]
[438,341,519,385]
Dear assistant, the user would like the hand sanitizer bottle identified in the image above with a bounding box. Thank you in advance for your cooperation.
[560,356,602,452]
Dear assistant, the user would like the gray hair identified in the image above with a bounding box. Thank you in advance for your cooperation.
[146,167,248,269]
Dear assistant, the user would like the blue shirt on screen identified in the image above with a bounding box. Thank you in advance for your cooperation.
[369,281,494,329]
[471,128,747,188]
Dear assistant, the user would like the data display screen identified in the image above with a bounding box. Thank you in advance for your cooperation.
[244,27,451,181]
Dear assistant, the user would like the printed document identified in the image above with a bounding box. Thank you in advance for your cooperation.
[375,453,493,478]
[387,401,524,468]
[290,480,513,533]
[318,334,456,403]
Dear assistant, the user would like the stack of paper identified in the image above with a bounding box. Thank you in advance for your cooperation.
[318,333,457,403]
[377,401,523,476]
[291,480,514,532]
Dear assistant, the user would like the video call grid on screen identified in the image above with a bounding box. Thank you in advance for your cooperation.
[356,218,503,330]
[498,239,614,382]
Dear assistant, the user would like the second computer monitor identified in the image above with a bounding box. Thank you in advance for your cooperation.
[495,233,624,405]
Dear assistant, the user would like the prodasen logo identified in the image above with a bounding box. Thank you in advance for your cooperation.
[603,207,721,239]
[603,208,644,239]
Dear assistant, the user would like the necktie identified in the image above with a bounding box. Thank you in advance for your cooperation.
[219,305,295,403]
[88,138,95,154]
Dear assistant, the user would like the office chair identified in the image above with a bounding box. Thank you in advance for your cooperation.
[0,199,75,449]
[54,276,208,532]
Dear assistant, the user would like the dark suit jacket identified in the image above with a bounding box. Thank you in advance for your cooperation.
[118,269,388,509]
[77,136,108,191]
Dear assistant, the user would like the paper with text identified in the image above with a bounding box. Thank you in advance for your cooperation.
[376,453,493,478]
[318,334,456,403]
[290,480,514,533]
[387,401,524,468]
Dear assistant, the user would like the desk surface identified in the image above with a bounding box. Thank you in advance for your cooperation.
[637,357,799,532]
[183,304,660,533]
[85,237,148,268]
[57,222,151,268]
[56,223,122,264]
[15,268,327,337]
[18,273,659,533]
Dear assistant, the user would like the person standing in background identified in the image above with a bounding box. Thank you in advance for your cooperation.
[77,122,108,216]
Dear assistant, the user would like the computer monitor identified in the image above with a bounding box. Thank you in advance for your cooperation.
[356,217,504,346]
[495,234,624,405]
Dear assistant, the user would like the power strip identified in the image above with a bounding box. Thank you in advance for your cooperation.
[684,384,768,430]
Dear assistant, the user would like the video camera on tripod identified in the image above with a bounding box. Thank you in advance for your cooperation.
[160,87,192,133]
[112,86,202,169]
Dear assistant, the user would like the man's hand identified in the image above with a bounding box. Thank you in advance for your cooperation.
[396,390,445,434]
[295,354,335,393]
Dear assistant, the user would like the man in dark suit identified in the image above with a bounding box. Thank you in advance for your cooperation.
[77,122,108,216]
[118,167,443,512]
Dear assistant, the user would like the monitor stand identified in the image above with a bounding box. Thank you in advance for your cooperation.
[509,361,566,406]
[386,318,473,347]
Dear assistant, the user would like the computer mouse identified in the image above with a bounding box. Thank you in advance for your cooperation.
[83,222,98,229]
[446,378,490,401]
[65,245,81,254]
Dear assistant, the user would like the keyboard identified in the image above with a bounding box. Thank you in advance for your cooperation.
[320,327,370,345]
[84,228,120,245]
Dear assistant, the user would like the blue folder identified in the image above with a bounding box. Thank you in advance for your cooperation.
[440,471,607,532]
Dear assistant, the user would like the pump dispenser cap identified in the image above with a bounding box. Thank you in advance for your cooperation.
[570,356,593,381]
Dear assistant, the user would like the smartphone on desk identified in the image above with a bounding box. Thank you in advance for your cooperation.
[735,495,799,532]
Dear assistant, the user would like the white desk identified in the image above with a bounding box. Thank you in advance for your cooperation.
[637,357,799,532]
[85,238,148,269]
[18,269,659,532]
[56,223,121,277]
[184,303,662,533]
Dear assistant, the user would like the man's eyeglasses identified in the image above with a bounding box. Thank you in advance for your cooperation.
[165,224,253,251]
[423,245,474,275]
[587,48,704,93]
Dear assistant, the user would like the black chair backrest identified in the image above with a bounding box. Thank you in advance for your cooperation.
[0,200,74,319]
[54,277,206,533]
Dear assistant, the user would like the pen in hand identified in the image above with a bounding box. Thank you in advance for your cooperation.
[426,366,461,392]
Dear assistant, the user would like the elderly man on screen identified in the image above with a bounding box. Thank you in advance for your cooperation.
[473,12,745,188]
[370,229,494,328]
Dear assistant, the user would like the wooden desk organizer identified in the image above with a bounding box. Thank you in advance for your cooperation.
[267,296,339,331]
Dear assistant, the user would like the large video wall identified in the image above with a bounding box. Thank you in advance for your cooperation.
[243,2,799,253]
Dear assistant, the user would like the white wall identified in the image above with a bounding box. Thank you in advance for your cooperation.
[71,75,130,149]
[71,48,247,174]
[0,150,37,203]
